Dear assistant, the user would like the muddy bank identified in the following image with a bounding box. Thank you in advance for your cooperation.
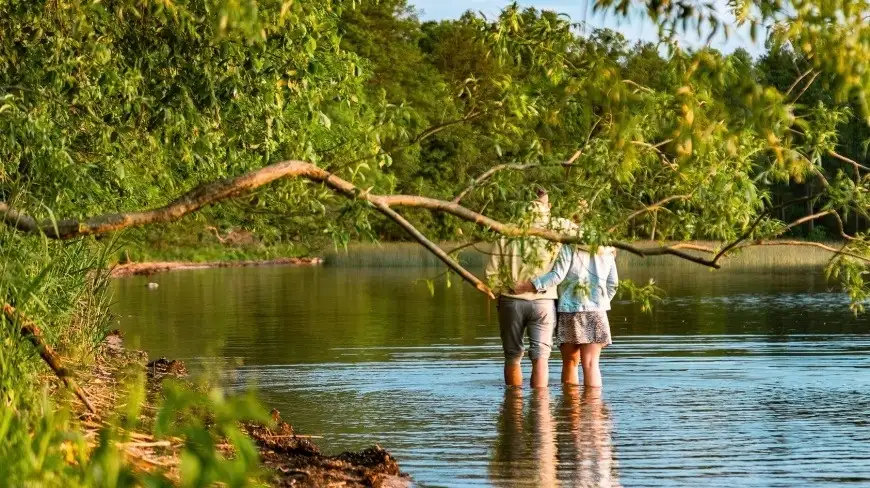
[246,413,407,487]
[82,330,408,487]
[110,257,323,278]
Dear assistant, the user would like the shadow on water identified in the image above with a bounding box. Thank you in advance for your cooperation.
[491,387,620,487]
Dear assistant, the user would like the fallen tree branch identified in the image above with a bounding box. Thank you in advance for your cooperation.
[793,71,820,103]
[205,225,227,244]
[410,110,482,145]
[631,139,676,169]
[713,212,769,265]
[830,211,856,241]
[452,163,540,204]
[0,160,724,270]
[370,202,495,299]
[785,68,814,98]
[2,304,97,414]
[623,79,655,93]
[3,159,864,297]
[782,210,834,232]
[670,242,716,253]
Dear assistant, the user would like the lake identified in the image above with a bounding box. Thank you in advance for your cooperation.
[111,263,870,487]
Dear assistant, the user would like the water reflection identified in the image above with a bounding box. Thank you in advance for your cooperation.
[113,266,870,486]
[491,387,621,487]
[557,387,620,487]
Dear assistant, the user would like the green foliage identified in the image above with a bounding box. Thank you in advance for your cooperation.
[3,0,870,278]
[3,0,870,482]
[617,279,664,313]
[0,229,113,407]
[806,225,830,242]
[155,381,270,487]
[0,0,369,243]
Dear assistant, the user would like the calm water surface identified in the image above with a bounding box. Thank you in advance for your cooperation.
[111,265,870,487]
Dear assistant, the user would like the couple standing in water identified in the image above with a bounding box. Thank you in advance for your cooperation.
[485,190,618,388]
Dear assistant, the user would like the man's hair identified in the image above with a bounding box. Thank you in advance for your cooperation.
[535,188,547,198]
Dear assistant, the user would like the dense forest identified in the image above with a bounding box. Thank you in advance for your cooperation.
[102,0,870,247]
[338,0,869,242]
[2,0,870,485]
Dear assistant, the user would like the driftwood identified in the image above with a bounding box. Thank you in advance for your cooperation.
[2,303,97,414]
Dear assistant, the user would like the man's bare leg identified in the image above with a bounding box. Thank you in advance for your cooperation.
[530,358,549,388]
[504,361,523,386]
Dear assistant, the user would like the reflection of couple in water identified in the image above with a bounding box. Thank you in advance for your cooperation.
[486,190,619,389]
[490,386,621,487]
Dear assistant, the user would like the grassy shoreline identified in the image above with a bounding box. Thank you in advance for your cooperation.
[2,229,404,486]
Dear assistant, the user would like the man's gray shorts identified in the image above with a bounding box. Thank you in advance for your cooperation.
[498,297,556,363]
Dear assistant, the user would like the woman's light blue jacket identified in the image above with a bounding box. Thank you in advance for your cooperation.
[531,245,619,312]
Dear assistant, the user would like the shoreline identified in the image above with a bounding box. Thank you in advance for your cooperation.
[80,331,408,487]
[110,257,324,278]
[102,254,412,485]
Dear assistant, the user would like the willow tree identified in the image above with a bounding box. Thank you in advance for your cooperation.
[2,0,870,483]
[3,0,870,398]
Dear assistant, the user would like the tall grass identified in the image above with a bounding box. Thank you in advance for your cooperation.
[0,228,268,486]
[0,227,117,484]
[618,241,838,270]
[324,242,488,268]
[324,241,839,270]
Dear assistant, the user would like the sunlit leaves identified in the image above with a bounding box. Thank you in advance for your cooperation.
[617,278,664,313]
[0,0,369,244]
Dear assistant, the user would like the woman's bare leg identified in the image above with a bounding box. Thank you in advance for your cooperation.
[580,344,604,388]
[560,344,582,385]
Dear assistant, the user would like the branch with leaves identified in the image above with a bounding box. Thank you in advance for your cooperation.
[6,158,870,301]
[2,304,97,414]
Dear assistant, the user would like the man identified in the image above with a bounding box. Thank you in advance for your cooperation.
[485,190,560,388]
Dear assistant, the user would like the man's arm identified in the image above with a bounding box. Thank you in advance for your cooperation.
[485,239,504,291]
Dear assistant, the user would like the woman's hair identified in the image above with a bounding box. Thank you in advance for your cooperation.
[595,246,616,256]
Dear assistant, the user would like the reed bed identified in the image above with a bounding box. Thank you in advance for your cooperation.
[324,241,840,270]
[618,241,839,269]
[324,242,489,268]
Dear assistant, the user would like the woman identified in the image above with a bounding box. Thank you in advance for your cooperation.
[513,244,618,387]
